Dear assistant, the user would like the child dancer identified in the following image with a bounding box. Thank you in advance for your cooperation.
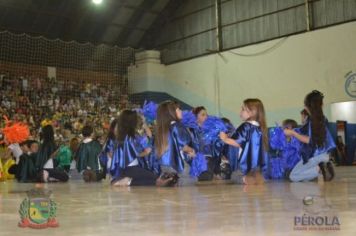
[99,118,118,178]
[110,110,172,187]
[8,141,37,182]
[136,114,160,175]
[75,125,104,182]
[190,106,215,181]
[36,125,57,171]
[284,90,336,182]
[34,125,69,183]
[155,101,196,183]
[220,98,268,185]
[269,119,300,179]
[52,138,72,173]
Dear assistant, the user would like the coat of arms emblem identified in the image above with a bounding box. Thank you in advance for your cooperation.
[18,189,59,229]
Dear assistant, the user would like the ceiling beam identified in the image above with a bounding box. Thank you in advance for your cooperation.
[138,0,185,49]
[114,0,156,47]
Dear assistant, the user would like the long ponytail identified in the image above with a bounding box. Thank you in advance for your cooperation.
[304,90,326,147]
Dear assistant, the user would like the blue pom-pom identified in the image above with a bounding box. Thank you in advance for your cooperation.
[269,157,285,179]
[269,126,285,150]
[282,134,301,170]
[142,100,157,124]
[201,116,228,143]
[136,135,150,149]
[181,110,198,129]
[224,123,235,136]
[269,127,302,172]
[189,152,208,177]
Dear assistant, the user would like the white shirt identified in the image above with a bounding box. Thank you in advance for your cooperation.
[8,143,23,164]
[247,120,260,126]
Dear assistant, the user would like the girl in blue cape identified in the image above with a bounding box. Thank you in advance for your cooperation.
[189,106,215,181]
[284,90,336,182]
[219,98,269,185]
[136,114,161,175]
[110,110,173,187]
[99,118,118,178]
[154,101,196,184]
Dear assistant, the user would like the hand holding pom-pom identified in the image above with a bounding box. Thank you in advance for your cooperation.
[181,110,198,129]
[219,132,228,142]
[187,150,196,158]
[202,116,228,143]
[142,147,152,156]
[284,129,295,137]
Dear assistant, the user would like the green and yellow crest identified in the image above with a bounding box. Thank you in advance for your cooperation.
[18,189,59,229]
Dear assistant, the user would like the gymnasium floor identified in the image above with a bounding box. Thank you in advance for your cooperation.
[1,167,355,236]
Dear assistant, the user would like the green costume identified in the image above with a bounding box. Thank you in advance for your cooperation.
[35,142,57,171]
[55,145,72,172]
[15,153,38,182]
[75,139,102,173]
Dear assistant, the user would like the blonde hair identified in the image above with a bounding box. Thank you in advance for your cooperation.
[154,101,180,157]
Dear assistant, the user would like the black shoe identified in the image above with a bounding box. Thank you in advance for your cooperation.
[319,163,327,181]
[159,172,179,187]
[326,162,335,181]
[284,169,292,180]
[95,171,105,181]
[198,171,214,181]
[83,170,96,182]
[220,162,232,180]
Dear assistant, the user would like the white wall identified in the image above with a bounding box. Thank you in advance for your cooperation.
[331,101,356,123]
[129,22,356,126]
[163,21,356,126]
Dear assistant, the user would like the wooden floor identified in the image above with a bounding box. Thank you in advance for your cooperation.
[1,166,356,236]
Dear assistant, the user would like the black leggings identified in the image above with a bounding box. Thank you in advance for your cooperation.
[121,166,158,186]
[44,168,69,182]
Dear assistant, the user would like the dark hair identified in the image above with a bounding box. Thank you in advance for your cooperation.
[300,109,308,117]
[108,118,118,140]
[116,110,138,144]
[64,122,72,131]
[42,125,54,144]
[155,101,180,157]
[221,117,232,125]
[19,141,28,147]
[304,90,326,147]
[282,119,298,129]
[27,140,38,148]
[70,137,79,153]
[82,125,93,138]
[192,106,206,116]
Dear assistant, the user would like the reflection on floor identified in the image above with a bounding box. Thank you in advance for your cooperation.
[1,166,356,236]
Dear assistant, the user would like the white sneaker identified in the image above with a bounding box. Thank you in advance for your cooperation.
[112,177,132,186]
[42,170,49,183]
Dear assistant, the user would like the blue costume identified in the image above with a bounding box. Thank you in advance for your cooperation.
[190,127,213,156]
[99,138,116,176]
[227,121,267,175]
[159,121,192,174]
[180,111,209,177]
[268,127,301,179]
[110,135,149,180]
[299,118,336,163]
[136,135,161,175]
